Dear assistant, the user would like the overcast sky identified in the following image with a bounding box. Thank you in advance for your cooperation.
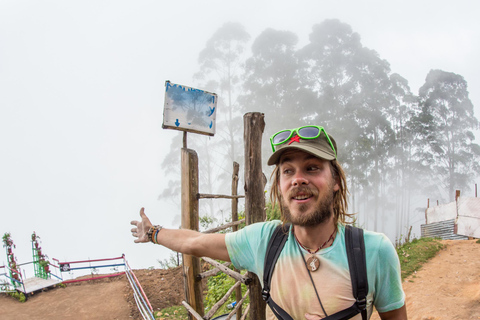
[1,0,479,273]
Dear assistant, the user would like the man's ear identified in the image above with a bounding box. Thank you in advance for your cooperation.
[333,179,340,192]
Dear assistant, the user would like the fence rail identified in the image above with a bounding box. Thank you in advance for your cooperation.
[124,259,155,320]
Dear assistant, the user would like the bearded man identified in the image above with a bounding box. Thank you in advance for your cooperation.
[131,125,407,320]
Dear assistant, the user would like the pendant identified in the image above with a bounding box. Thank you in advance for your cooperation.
[306,255,320,272]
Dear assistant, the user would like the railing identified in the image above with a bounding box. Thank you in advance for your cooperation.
[0,264,26,294]
[0,265,16,293]
[123,258,155,320]
[56,254,155,319]
[58,255,126,284]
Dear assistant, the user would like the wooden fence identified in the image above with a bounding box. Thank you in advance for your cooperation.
[181,112,266,320]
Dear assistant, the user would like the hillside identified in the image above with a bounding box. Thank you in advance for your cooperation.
[1,239,479,320]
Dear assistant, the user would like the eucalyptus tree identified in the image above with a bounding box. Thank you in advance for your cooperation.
[159,23,250,224]
[194,22,250,164]
[416,69,480,202]
[240,28,307,164]
[298,19,396,231]
[387,73,419,238]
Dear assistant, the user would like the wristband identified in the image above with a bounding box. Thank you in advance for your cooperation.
[147,225,163,244]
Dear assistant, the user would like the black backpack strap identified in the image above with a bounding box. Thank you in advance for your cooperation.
[262,223,293,320]
[345,225,368,320]
[263,224,368,320]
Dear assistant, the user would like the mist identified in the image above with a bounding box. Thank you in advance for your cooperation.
[1,1,479,272]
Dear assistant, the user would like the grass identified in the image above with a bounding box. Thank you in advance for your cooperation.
[155,305,188,319]
[3,291,26,302]
[396,237,444,280]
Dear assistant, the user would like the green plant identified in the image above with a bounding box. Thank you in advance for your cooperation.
[266,202,281,221]
[204,267,249,318]
[396,237,444,280]
[39,259,49,268]
[476,239,480,244]
[156,305,188,319]
[158,252,182,269]
[7,291,26,302]
[200,215,218,230]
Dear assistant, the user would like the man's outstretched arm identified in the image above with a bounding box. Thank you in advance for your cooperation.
[130,207,230,262]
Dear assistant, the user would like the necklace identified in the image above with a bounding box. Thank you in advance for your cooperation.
[294,231,334,317]
[294,227,336,272]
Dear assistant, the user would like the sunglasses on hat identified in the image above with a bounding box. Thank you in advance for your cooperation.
[269,125,337,157]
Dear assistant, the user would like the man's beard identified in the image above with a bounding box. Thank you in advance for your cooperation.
[281,184,335,227]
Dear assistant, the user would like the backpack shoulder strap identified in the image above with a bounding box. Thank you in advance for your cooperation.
[345,225,368,320]
[262,223,369,320]
[262,223,292,320]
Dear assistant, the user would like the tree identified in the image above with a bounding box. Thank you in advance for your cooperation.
[194,22,250,164]
[298,19,396,231]
[416,69,480,201]
[160,23,251,224]
[387,73,421,239]
[241,28,305,130]
[239,28,313,169]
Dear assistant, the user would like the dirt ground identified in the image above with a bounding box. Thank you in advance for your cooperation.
[371,239,480,320]
[1,239,479,320]
[0,267,185,320]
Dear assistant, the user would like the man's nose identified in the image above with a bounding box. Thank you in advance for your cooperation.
[292,174,309,186]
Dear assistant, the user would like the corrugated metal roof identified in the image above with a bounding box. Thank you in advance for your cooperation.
[421,219,469,240]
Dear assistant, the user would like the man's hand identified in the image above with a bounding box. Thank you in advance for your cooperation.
[130,207,153,243]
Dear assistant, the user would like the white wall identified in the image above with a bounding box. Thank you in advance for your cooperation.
[456,197,480,238]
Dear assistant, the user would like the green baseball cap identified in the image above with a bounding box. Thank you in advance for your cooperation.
[267,130,337,166]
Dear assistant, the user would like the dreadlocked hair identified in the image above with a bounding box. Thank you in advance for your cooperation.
[269,159,356,226]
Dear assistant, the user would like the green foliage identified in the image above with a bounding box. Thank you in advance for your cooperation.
[265,202,281,221]
[7,291,26,302]
[204,268,249,318]
[200,215,218,230]
[39,259,49,268]
[476,239,480,244]
[155,305,188,319]
[396,237,444,280]
[2,232,10,243]
[158,252,182,270]
[2,232,13,247]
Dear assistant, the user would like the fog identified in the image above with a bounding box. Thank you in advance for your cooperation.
[1,0,479,273]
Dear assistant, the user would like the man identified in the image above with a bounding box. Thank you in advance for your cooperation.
[131,125,407,319]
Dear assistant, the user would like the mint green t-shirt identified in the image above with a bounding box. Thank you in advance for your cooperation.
[225,221,405,320]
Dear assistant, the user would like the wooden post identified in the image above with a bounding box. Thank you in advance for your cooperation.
[425,199,429,224]
[243,112,266,320]
[181,148,204,319]
[231,161,242,320]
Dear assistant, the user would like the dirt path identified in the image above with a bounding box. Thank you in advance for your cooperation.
[371,239,480,320]
[0,267,185,320]
[0,275,132,320]
[1,240,479,319]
